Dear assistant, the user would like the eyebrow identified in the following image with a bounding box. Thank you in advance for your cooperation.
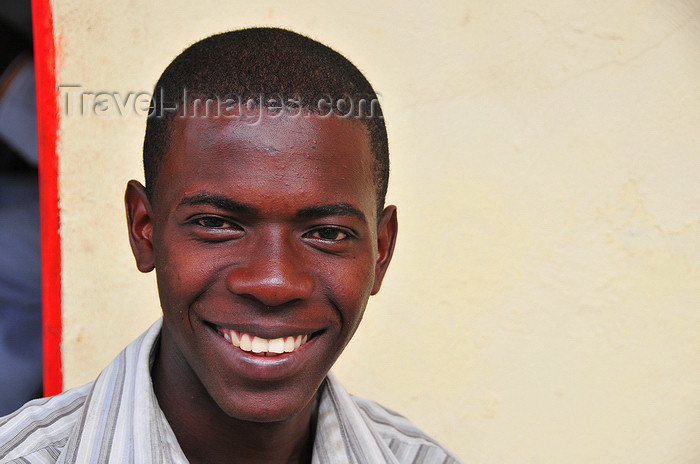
[296,203,367,223]
[177,193,258,215]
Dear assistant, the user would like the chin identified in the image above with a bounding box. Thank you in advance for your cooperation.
[211,382,320,424]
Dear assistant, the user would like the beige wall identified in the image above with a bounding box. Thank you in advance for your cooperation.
[52,0,700,461]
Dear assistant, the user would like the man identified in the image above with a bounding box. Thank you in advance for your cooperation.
[0,28,462,463]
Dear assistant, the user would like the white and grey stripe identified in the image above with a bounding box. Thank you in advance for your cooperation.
[0,319,462,463]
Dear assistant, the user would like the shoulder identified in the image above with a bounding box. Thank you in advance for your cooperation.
[351,395,464,464]
[0,383,91,463]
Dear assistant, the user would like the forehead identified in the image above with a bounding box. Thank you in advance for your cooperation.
[156,111,376,217]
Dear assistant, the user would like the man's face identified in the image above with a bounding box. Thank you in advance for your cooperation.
[126,110,397,423]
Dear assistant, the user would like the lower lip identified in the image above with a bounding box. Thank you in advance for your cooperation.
[205,325,318,381]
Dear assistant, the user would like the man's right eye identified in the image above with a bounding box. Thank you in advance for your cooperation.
[194,216,235,229]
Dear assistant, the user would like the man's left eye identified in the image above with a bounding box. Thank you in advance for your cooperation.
[307,227,349,241]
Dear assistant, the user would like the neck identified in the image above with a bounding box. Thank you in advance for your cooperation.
[152,334,318,464]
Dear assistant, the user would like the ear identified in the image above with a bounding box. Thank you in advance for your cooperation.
[125,180,155,273]
[371,205,398,295]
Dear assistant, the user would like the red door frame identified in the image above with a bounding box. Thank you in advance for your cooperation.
[31,0,62,396]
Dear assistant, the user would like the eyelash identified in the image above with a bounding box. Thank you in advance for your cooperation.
[193,216,239,229]
[304,226,353,242]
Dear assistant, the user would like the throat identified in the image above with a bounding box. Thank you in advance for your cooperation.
[173,399,318,464]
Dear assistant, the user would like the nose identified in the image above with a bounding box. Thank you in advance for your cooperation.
[225,230,314,308]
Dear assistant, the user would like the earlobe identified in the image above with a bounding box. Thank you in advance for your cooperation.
[371,205,398,295]
[125,180,155,273]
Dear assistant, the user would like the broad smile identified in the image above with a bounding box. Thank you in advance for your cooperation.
[215,326,313,357]
[195,321,327,382]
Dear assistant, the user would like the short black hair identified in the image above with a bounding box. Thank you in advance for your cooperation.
[143,27,389,214]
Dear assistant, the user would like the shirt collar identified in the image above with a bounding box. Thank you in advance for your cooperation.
[313,373,399,464]
[58,319,188,464]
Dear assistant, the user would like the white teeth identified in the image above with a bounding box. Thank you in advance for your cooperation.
[220,327,311,355]
[251,336,268,353]
[229,330,240,347]
[268,338,285,353]
[240,333,252,351]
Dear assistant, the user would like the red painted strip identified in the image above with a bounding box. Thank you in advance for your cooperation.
[31,0,62,395]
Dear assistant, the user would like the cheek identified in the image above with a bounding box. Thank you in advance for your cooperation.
[154,243,207,314]
[323,255,376,326]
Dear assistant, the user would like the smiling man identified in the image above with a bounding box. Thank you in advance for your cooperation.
[0,28,462,463]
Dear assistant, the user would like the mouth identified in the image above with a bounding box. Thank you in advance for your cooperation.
[215,326,314,357]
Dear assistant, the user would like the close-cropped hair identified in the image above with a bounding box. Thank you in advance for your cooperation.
[143,27,389,215]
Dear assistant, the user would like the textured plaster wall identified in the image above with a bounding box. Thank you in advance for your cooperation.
[51,0,700,462]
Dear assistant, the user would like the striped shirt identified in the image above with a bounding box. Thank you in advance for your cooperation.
[0,320,462,463]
